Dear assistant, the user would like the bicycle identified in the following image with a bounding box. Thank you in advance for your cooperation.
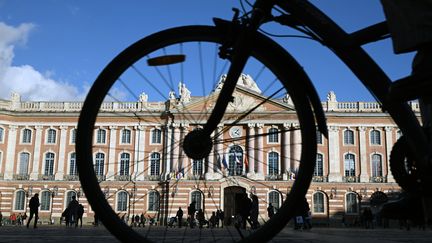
[76,0,432,242]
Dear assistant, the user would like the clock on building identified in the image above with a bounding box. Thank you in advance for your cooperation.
[229,126,242,138]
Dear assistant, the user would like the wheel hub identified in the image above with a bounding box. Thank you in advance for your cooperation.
[182,128,213,160]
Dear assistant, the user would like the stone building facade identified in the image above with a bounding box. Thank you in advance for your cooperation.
[0,88,418,225]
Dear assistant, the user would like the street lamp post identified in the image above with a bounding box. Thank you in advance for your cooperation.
[131,183,137,217]
[50,186,58,224]
[77,187,83,202]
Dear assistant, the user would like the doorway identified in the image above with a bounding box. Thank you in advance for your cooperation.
[223,186,246,225]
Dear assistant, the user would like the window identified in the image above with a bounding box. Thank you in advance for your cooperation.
[70,129,77,144]
[119,153,130,176]
[314,153,323,176]
[268,152,279,175]
[19,152,30,175]
[44,152,55,176]
[0,127,4,142]
[316,130,323,144]
[66,191,77,207]
[313,192,325,213]
[117,191,128,211]
[69,152,77,176]
[121,129,131,144]
[228,145,243,176]
[268,127,279,143]
[191,191,202,211]
[344,129,354,145]
[150,152,160,176]
[95,153,105,176]
[148,191,160,211]
[344,153,356,177]
[151,128,162,144]
[370,129,381,145]
[346,193,359,214]
[371,154,383,177]
[268,191,280,209]
[40,191,51,211]
[47,129,56,144]
[96,129,106,144]
[192,159,203,175]
[22,129,32,143]
[14,190,25,210]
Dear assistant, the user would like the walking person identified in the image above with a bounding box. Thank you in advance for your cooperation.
[134,214,140,227]
[176,207,184,228]
[267,203,275,219]
[250,194,260,229]
[26,193,40,228]
[187,202,196,228]
[67,196,79,227]
[218,209,225,228]
[138,213,145,227]
[76,204,84,227]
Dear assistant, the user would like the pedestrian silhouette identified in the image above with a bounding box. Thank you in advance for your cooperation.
[26,193,40,228]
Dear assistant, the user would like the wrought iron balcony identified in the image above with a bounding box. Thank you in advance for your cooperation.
[13,174,29,180]
[64,175,79,181]
[145,175,161,181]
[369,176,387,183]
[114,175,132,181]
[187,174,204,180]
[38,174,55,181]
[312,176,328,182]
[265,174,283,181]
[342,176,360,183]
[96,175,106,182]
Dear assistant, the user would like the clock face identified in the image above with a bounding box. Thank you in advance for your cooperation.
[229,127,242,138]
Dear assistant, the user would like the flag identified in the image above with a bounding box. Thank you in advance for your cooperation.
[244,156,249,169]
[216,154,222,170]
[235,156,241,167]
[222,154,228,169]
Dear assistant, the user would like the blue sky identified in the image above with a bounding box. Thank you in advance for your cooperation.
[0,0,415,102]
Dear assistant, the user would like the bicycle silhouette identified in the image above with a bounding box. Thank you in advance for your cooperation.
[76,0,432,242]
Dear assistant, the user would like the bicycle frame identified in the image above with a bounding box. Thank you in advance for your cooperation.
[270,0,430,169]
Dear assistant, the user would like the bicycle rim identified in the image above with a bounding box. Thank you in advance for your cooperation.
[76,25,317,242]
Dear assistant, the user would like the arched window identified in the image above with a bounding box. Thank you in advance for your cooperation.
[117,191,128,211]
[70,129,77,144]
[69,152,77,176]
[191,191,202,211]
[268,127,279,143]
[268,191,280,210]
[371,154,383,177]
[47,128,56,144]
[150,152,160,176]
[40,191,51,211]
[344,129,354,145]
[119,153,130,176]
[344,153,356,177]
[95,153,105,176]
[370,129,381,145]
[151,128,162,144]
[314,153,323,176]
[19,152,30,175]
[121,129,131,144]
[192,159,203,175]
[22,128,32,143]
[14,190,25,210]
[148,191,160,211]
[228,145,243,176]
[66,191,77,207]
[316,130,323,144]
[96,129,106,144]
[313,192,325,213]
[44,152,55,176]
[268,151,279,175]
[346,193,359,214]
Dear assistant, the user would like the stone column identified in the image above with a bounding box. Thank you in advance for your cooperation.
[214,125,224,179]
[135,125,146,180]
[255,123,264,180]
[291,123,301,174]
[385,126,395,182]
[4,125,18,180]
[30,125,43,180]
[173,123,181,177]
[107,126,117,180]
[246,123,256,178]
[282,123,291,180]
[328,126,342,182]
[358,126,369,182]
[55,125,68,180]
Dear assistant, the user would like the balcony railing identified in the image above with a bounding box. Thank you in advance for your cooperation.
[342,176,360,183]
[13,174,30,180]
[369,176,387,183]
[145,175,161,181]
[96,175,106,182]
[265,174,283,181]
[38,174,55,181]
[312,176,328,182]
[187,174,204,180]
[64,175,79,181]
[115,175,132,181]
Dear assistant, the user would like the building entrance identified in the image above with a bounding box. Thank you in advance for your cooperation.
[223,186,246,225]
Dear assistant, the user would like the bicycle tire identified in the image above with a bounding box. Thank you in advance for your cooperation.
[390,136,421,194]
[76,25,317,243]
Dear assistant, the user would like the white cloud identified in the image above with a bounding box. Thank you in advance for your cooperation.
[0,22,83,101]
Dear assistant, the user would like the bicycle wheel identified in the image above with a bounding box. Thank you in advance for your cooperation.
[76,25,317,243]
